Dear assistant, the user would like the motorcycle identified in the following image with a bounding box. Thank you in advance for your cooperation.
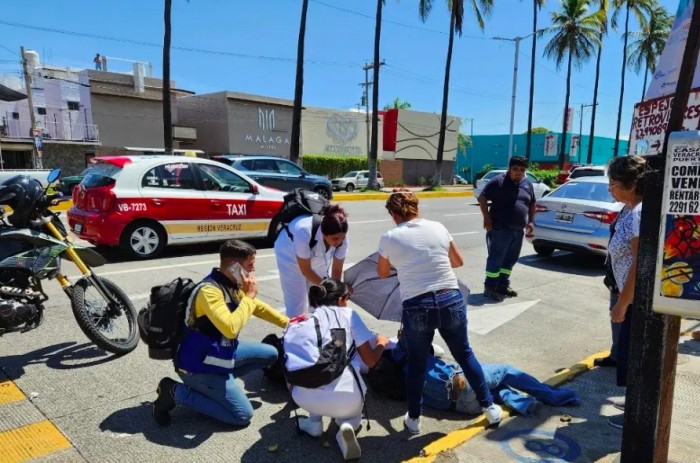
[0,168,138,355]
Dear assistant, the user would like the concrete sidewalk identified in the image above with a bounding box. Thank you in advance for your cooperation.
[406,326,700,463]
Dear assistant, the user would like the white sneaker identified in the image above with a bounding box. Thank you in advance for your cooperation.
[403,412,421,435]
[431,343,445,358]
[336,422,361,460]
[298,417,323,437]
[483,403,503,428]
[613,398,625,411]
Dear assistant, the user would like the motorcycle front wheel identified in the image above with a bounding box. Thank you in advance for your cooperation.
[71,276,139,355]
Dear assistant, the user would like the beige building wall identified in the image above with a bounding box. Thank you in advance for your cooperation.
[91,95,168,153]
[177,92,230,153]
[394,109,460,161]
[301,107,382,158]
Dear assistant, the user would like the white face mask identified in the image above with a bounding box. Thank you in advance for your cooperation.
[228,262,249,282]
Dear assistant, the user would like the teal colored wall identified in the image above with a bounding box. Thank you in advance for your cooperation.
[455,133,630,181]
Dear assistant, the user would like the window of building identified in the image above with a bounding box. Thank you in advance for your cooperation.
[67,101,80,111]
[11,112,19,120]
[37,107,47,115]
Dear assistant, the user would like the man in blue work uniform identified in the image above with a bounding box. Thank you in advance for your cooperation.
[477,156,536,302]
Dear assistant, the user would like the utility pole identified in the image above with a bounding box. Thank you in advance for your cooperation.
[360,63,372,157]
[507,37,522,161]
[578,103,596,163]
[20,46,39,169]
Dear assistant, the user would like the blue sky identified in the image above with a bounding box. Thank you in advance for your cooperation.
[0,0,680,140]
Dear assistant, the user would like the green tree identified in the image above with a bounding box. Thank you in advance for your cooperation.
[588,0,609,164]
[420,0,493,186]
[627,3,673,101]
[525,126,553,134]
[541,0,603,170]
[383,97,412,110]
[611,0,655,156]
[524,0,547,160]
[290,0,310,165]
[162,0,173,155]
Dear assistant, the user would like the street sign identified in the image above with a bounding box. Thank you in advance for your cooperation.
[653,131,700,317]
[544,134,558,157]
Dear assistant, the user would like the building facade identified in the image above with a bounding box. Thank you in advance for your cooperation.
[177,91,293,157]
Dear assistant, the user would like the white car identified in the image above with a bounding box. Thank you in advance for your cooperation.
[473,169,551,199]
[331,170,384,192]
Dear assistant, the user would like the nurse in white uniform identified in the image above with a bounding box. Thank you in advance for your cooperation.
[274,204,349,317]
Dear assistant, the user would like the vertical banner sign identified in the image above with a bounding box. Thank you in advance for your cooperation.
[570,135,580,159]
[544,134,558,157]
[654,131,700,317]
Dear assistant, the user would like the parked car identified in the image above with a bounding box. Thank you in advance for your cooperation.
[473,169,551,199]
[212,154,332,199]
[453,174,468,185]
[526,177,622,257]
[67,156,286,260]
[331,170,385,192]
[556,164,607,184]
[58,167,94,196]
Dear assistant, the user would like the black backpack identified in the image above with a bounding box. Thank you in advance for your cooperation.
[137,277,198,360]
[261,333,287,385]
[365,350,407,401]
[274,188,329,249]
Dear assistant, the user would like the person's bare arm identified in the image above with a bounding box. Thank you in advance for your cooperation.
[296,257,323,285]
[478,195,492,231]
[377,255,392,279]
[331,257,344,280]
[357,335,390,368]
[448,241,464,268]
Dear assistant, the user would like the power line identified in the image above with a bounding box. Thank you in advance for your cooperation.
[310,0,491,40]
[0,20,359,68]
[0,45,20,58]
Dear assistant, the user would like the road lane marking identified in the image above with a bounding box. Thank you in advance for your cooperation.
[451,231,479,236]
[69,254,275,278]
[444,213,481,217]
[0,420,72,463]
[468,300,539,335]
[0,380,25,406]
[350,219,389,225]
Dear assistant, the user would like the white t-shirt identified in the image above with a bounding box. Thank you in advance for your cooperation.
[295,305,375,394]
[377,218,459,301]
[274,215,349,278]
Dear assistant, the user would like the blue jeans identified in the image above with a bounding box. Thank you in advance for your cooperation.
[483,365,580,416]
[485,228,524,289]
[616,304,633,388]
[609,292,622,361]
[402,289,493,419]
[174,341,278,426]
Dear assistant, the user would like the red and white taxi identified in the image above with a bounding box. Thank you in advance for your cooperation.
[67,156,286,259]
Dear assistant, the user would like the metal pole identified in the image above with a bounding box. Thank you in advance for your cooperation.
[364,64,370,157]
[507,38,520,162]
[579,104,584,163]
[20,46,38,169]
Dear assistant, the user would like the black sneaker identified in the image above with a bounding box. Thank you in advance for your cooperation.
[593,356,617,368]
[484,286,505,302]
[497,287,518,298]
[153,377,178,426]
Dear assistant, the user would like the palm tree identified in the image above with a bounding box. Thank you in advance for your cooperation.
[588,0,609,164]
[525,0,547,161]
[420,0,493,187]
[290,0,309,165]
[368,0,385,190]
[627,3,673,101]
[383,97,412,110]
[542,0,603,170]
[162,0,173,155]
[611,0,654,156]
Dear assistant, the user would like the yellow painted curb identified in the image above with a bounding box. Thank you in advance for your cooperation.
[0,421,72,463]
[336,191,473,201]
[0,380,26,406]
[403,349,610,463]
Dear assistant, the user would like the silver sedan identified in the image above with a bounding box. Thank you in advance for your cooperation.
[526,177,622,257]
